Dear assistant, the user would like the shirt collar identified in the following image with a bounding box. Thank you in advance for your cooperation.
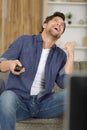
[36,33,57,50]
[36,33,43,42]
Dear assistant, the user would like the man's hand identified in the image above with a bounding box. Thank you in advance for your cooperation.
[0,60,25,75]
[9,60,25,75]
[64,42,74,58]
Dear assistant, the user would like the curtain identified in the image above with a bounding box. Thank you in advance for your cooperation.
[0,0,42,55]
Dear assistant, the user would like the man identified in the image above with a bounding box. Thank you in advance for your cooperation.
[0,12,74,130]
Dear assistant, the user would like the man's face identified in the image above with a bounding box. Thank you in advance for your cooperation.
[43,16,65,39]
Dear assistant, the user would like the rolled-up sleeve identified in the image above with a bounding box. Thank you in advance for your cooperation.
[55,68,66,89]
[0,58,7,62]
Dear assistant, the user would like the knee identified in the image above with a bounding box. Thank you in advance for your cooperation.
[54,90,66,104]
[0,90,18,113]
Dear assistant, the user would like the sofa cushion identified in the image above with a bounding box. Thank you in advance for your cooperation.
[74,61,87,71]
[16,116,63,130]
[79,61,87,70]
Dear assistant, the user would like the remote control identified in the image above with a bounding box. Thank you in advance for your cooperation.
[14,65,23,72]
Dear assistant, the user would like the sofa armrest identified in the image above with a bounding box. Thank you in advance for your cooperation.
[0,71,9,79]
[0,78,5,94]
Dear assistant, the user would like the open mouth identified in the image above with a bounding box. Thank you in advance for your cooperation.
[54,27,58,32]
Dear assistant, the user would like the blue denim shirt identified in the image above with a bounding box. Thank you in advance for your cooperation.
[0,34,67,102]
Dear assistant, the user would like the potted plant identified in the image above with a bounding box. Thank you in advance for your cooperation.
[66,12,73,24]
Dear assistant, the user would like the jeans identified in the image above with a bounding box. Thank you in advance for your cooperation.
[0,90,65,130]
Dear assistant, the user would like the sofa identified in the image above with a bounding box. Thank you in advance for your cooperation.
[0,61,87,130]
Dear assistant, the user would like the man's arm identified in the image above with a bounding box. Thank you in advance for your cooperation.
[0,60,25,75]
[64,42,74,74]
[0,60,12,72]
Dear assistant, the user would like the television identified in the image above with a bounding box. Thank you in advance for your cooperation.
[64,72,87,130]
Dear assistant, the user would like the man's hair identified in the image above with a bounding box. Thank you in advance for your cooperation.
[40,11,66,33]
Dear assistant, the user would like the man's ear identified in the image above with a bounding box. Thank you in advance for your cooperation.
[43,23,47,29]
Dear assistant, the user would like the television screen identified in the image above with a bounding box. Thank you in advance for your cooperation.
[64,72,87,130]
